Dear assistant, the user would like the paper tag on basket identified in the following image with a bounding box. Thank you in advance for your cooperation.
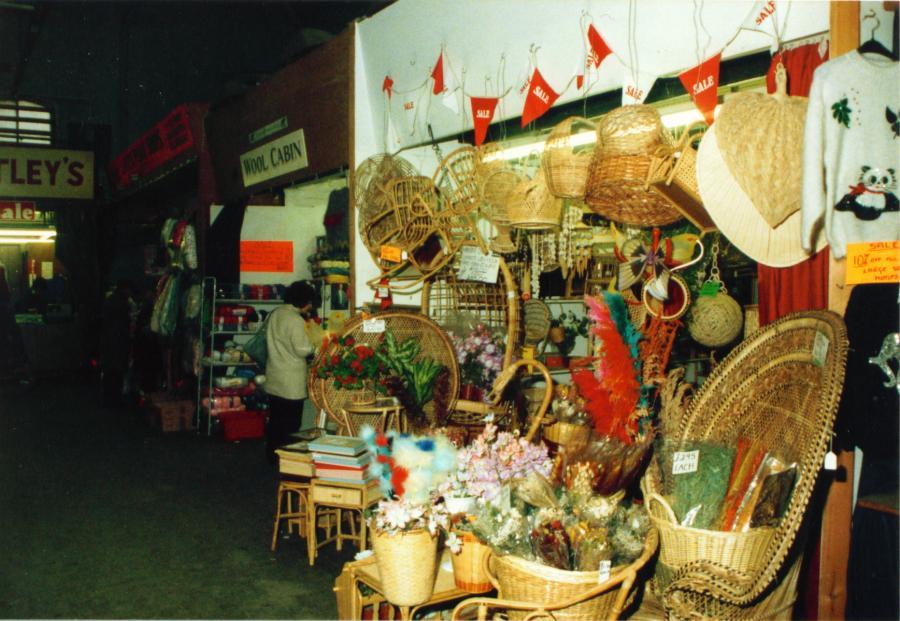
[363,318,386,334]
[380,245,404,263]
[823,450,837,471]
[672,450,700,475]
[812,331,829,367]
[597,559,612,583]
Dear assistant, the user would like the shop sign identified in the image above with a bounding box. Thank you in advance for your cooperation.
[0,146,94,199]
[248,117,288,145]
[0,201,37,221]
[239,129,308,188]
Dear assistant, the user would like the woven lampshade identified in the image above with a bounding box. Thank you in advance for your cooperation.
[714,64,807,229]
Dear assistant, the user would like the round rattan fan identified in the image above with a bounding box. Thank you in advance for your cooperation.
[308,311,460,427]
[355,154,418,261]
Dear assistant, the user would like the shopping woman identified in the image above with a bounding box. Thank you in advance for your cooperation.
[264,281,317,463]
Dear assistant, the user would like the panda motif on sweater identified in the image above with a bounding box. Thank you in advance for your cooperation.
[835,165,899,221]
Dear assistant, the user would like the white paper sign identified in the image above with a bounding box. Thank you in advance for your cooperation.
[823,451,837,471]
[363,318,386,333]
[812,331,829,367]
[598,559,612,583]
[457,245,500,283]
[672,450,700,475]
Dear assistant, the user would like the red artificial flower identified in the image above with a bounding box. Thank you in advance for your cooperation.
[345,337,355,347]
[331,354,340,365]
[350,360,362,373]
[391,466,409,498]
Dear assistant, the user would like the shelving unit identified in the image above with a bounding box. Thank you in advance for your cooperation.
[196,277,279,436]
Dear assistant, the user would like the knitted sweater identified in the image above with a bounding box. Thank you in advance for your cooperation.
[801,50,900,258]
[265,305,313,400]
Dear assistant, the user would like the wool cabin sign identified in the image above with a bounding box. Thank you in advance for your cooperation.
[0,146,93,199]
[239,129,308,188]
[0,201,36,221]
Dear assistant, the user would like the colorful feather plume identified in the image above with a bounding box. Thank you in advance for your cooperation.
[578,293,643,444]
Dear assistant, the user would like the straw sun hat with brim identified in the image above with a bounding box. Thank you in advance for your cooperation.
[696,66,827,267]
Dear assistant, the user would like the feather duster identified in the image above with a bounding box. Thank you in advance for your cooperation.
[581,294,643,444]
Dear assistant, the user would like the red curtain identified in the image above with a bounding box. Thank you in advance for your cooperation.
[757,42,830,326]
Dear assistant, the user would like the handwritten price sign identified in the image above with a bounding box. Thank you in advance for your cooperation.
[845,241,900,285]
[240,241,294,273]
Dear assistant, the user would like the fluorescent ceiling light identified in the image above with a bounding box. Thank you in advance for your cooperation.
[0,237,54,244]
[483,130,597,162]
[660,105,721,128]
[0,228,56,243]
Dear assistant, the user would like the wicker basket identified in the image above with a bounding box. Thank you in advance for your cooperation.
[542,420,592,450]
[451,531,493,593]
[507,171,563,231]
[650,123,717,234]
[542,116,597,200]
[597,105,666,155]
[484,528,659,621]
[372,528,440,607]
[687,291,744,348]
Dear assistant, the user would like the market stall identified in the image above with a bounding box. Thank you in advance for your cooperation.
[257,1,897,619]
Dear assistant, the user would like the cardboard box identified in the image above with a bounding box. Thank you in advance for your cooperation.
[146,399,196,433]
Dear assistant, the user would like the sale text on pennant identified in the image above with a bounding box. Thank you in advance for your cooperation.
[240,241,294,273]
[845,241,900,285]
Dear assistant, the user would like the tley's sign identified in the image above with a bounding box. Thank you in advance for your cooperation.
[0,201,37,221]
[240,128,308,188]
[0,146,94,199]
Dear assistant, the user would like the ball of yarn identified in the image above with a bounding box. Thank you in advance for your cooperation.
[687,293,743,348]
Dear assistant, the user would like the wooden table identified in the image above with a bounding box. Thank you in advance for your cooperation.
[341,398,405,435]
[333,549,472,620]
[307,477,381,566]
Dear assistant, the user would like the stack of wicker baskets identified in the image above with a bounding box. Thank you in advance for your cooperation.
[585,105,682,227]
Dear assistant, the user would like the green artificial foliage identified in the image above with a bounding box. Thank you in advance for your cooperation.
[658,439,736,530]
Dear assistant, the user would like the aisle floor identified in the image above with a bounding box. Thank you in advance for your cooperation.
[0,375,354,619]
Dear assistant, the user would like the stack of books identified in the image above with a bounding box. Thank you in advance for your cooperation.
[308,435,373,484]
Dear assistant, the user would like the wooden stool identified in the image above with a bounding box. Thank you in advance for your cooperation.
[270,479,310,551]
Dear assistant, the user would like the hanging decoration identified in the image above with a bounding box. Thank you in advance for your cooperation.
[678,53,722,124]
[431,51,445,94]
[587,24,615,69]
[621,71,657,106]
[470,97,499,146]
[521,68,560,127]
[382,76,394,99]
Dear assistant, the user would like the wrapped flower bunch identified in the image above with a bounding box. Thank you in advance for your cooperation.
[361,427,458,536]
[451,324,505,392]
[315,334,386,392]
[441,424,553,504]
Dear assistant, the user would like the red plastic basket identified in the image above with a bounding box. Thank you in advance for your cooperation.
[219,410,266,442]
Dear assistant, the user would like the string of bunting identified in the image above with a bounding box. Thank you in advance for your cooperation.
[381,5,783,147]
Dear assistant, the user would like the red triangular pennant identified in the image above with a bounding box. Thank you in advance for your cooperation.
[521,69,559,127]
[431,52,444,95]
[678,53,721,124]
[587,24,614,68]
[576,74,585,90]
[470,97,498,146]
[382,76,394,99]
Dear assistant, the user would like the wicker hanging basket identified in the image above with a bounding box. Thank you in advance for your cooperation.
[371,528,440,606]
[597,104,666,155]
[541,116,597,200]
[687,291,744,348]
[507,170,563,231]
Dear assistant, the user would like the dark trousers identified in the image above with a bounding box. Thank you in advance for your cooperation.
[266,394,304,463]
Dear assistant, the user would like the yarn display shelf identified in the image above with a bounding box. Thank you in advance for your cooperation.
[215,298,281,304]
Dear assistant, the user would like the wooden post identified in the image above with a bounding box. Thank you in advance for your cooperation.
[347,21,357,313]
[817,4,860,619]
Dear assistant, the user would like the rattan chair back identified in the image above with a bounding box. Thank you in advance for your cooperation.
[648,311,847,614]
[308,311,460,427]
[355,154,419,262]
[433,146,488,253]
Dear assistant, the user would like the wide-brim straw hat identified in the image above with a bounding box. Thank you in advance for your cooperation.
[696,127,826,267]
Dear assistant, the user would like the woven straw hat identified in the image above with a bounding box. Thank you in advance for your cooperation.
[696,126,827,267]
[715,65,808,228]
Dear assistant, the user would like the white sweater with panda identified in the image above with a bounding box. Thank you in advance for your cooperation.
[801,50,899,258]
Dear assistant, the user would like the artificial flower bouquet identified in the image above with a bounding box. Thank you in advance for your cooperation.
[315,334,385,393]
[451,323,505,397]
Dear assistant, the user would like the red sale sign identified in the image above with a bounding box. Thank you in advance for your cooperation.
[431,52,444,95]
[679,53,721,124]
[587,24,614,68]
[470,97,499,146]
[521,69,559,127]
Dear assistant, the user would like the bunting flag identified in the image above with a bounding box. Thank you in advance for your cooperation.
[382,76,394,99]
[621,70,657,105]
[431,52,444,95]
[587,24,614,68]
[679,53,721,124]
[470,96,499,146]
[521,68,559,127]
[577,74,585,90]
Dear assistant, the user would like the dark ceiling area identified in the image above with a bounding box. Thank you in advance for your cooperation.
[0,1,385,153]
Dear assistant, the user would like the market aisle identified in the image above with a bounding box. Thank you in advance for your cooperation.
[0,375,353,619]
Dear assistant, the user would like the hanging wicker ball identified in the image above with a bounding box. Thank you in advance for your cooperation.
[687,292,744,348]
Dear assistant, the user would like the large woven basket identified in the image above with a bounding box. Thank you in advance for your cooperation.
[308,311,460,427]
[372,528,439,607]
[542,116,597,200]
[484,527,659,621]
[645,311,848,616]
[542,420,592,450]
[507,170,563,231]
[597,105,666,155]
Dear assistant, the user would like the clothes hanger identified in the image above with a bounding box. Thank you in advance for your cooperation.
[858,10,898,60]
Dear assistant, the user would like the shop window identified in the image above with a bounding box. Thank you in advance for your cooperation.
[0,100,53,145]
